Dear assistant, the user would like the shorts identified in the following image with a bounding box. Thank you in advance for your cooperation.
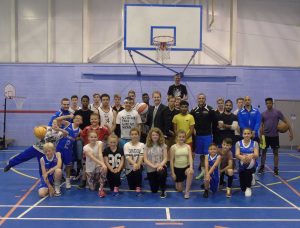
[174,166,189,182]
[265,136,280,150]
[195,135,212,155]
[39,174,54,189]
[57,147,73,166]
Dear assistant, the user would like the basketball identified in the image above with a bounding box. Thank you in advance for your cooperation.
[33,126,47,139]
[277,121,289,133]
[136,102,148,114]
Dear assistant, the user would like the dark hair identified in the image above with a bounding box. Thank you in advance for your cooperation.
[222,138,233,145]
[180,100,189,106]
[236,97,244,103]
[142,93,149,96]
[71,95,78,100]
[100,93,110,100]
[225,99,233,105]
[61,98,69,103]
[81,95,90,101]
[208,143,218,149]
[265,97,273,102]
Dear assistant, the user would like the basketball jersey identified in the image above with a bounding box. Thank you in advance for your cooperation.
[42,153,58,172]
[57,123,80,151]
[99,106,114,129]
[238,140,258,170]
[103,147,124,169]
[208,154,220,177]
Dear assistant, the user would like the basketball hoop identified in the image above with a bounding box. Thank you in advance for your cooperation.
[12,96,26,110]
[153,36,174,62]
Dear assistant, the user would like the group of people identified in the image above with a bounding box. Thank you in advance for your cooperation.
[3,73,294,199]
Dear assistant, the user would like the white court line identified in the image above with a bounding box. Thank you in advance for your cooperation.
[165,208,171,220]
[3,218,300,222]
[17,196,48,218]
[257,181,300,211]
[0,168,39,171]
[0,205,296,210]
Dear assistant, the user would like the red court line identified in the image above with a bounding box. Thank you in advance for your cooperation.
[265,165,300,198]
[0,110,56,114]
[0,179,40,226]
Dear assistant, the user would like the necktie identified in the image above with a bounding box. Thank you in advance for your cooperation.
[152,106,158,128]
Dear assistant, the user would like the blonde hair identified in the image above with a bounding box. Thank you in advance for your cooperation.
[108,134,119,142]
[176,129,186,137]
[130,127,140,135]
[146,128,165,147]
[88,130,98,137]
[43,142,55,152]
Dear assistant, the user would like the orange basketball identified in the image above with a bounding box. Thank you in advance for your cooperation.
[34,126,47,139]
[137,103,149,114]
[277,121,288,133]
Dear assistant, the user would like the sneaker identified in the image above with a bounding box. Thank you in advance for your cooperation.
[65,178,71,189]
[258,166,265,174]
[245,187,252,197]
[3,164,11,172]
[136,187,142,196]
[184,193,190,199]
[251,174,256,186]
[203,190,209,198]
[195,171,205,180]
[274,167,279,176]
[160,191,167,199]
[77,180,86,189]
[54,190,61,197]
[113,187,119,196]
[226,188,231,198]
[98,189,106,198]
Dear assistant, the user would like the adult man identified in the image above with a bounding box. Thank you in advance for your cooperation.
[69,95,81,114]
[258,98,293,175]
[234,97,244,115]
[146,91,167,132]
[167,73,188,100]
[89,93,101,114]
[99,94,117,133]
[213,97,225,145]
[112,94,124,114]
[48,98,71,126]
[142,93,150,105]
[190,93,215,179]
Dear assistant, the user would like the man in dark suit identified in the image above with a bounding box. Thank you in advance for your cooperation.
[146,91,167,132]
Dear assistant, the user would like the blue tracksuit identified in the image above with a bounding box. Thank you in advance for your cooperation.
[48,109,71,126]
[238,106,261,138]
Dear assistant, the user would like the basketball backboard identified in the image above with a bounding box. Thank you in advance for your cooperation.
[124,4,202,52]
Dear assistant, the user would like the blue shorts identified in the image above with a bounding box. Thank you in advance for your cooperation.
[195,135,212,155]
[57,147,72,166]
[39,174,54,189]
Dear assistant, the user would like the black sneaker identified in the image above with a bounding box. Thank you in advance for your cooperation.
[274,168,279,176]
[3,164,11,172]
[258,166,265,174]
[77,180,86,189]
[160,191,167,199]
[203,190,209,198]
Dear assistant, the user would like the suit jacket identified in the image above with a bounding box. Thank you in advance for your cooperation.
[146,103,167,131]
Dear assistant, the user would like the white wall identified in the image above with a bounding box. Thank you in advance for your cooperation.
[0,0,299,66]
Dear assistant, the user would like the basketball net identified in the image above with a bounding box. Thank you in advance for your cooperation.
[12,96,26,110]
[153,36,174,63]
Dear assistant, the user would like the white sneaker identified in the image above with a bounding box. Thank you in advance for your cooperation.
[251,174,256,186]
[65,178,71,189]
[245,187,252,197]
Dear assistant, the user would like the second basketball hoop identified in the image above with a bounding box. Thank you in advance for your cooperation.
[153,35,174,63]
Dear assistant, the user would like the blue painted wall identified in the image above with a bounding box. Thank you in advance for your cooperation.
[0,63,299,146]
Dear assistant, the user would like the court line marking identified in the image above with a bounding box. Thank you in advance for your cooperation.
[10,168,38,180]
[0,205,296,209]
[257,181,299,211]
[166,208,171,220]
[3,218,300,222]
[265,164,300,198]
[288,153,300,160]
[0,179,40,226]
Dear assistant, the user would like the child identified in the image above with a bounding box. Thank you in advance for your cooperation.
[103,134,125,196]
[203,143,222,198]
[236,128,259,197]
[83,131,107,197]
[144,128,168,198]
[124,128,144,196]
[219,138,234,198]
[56,114,82,189]
[170,130,194,199]
[39,143,62,198]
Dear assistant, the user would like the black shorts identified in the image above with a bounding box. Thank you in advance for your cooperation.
[174,166,189,182]
[265,136,280,149]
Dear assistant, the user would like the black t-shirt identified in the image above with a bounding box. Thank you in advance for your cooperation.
[218,112,238,140]
[112,105,124,114]
[190,105,215,136]
[167,84,187,98]
[162,107,180,137]
[74,109,94,130]
[103,147,124,169]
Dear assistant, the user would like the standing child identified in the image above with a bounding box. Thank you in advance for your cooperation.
[144,128,168,198]
[203,143,222,198]
[39,143,62,198]
[170,130,194,199]
[103,135,125,196]
[83,131,107,198]
[124,128,144,196]
[219,138,234,198]
[236,128,259,197]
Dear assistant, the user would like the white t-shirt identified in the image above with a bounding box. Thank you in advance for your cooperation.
[124,142,144,174]
[116,109,142,139]
[83,141,103,173]
[98,106,114,129]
